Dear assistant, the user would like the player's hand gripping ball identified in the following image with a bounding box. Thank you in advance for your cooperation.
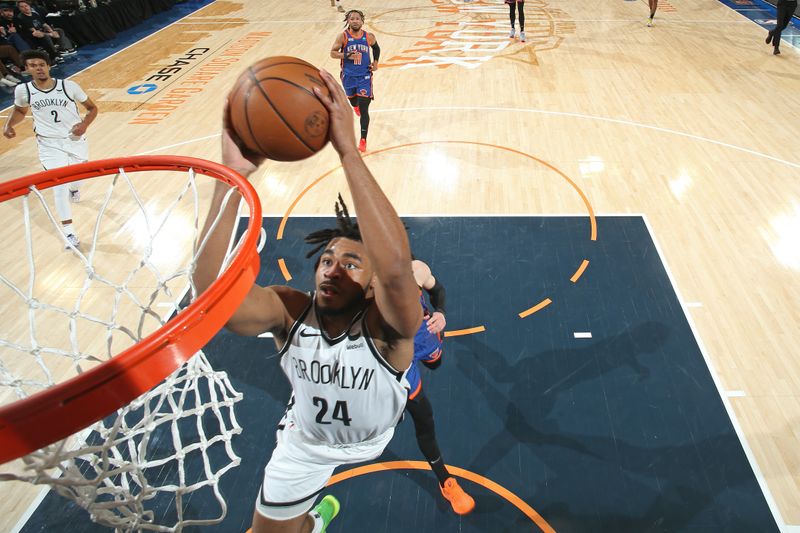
[228,56,331,161]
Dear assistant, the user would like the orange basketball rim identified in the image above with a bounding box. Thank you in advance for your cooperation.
[0,155,262,464]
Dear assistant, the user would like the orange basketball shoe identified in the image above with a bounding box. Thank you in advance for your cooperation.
[353,106,361,117]
[358,138,367,152]
[440,477,475,515]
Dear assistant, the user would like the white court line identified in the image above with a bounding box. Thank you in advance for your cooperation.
[136,134,221,155]
[371,106,800,170]
[642,214,791,532]
[10,486,50,533]
[142,103,800,169]
[573,331,593,338]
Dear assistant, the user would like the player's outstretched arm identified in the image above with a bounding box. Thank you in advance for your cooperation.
[314,70,421,359]
[192,105,304,338]
[413,259,447,334]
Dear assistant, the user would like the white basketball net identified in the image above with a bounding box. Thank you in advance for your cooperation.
[0,166,252,531]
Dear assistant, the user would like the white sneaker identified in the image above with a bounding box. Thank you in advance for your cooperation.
[3,74,21,84]
[0,78,16,88]
[520,31,526,42]
[509,29,515,39]
[64,233,79,249]
[69,189,80,202]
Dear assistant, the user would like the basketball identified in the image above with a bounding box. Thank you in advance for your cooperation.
[227,56,330,162]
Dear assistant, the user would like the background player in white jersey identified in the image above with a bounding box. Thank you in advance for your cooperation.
[3,49,97,249]
[194,69,421,533]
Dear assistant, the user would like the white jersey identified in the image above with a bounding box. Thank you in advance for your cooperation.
[278,295,410,445]
[14,79,88,139]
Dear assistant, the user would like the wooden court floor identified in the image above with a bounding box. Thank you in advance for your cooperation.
[1,0,799,530]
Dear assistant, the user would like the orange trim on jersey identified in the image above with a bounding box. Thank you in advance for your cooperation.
[424,348,442,363]
[327,461,556,532]
[345,29,365,40]
[408,379,422,400]
[340,31,346,75]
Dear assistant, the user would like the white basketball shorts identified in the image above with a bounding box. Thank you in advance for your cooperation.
[255,407,395,520]
[36,135,88,170]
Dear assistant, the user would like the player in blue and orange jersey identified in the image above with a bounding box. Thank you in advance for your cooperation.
[404,258,475,515]
[330,9,379,153]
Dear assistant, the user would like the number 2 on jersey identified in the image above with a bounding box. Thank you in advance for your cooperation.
[51,110,60,123]
[313,396,352,426]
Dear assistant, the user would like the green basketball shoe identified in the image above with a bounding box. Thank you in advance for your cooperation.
[312,495,340,532]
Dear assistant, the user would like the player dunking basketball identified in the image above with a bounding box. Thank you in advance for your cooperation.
[330,9,380,153]
[195,70,420,533]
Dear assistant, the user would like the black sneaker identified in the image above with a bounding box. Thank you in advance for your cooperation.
[766,31,773,44]
[773,47,780,55]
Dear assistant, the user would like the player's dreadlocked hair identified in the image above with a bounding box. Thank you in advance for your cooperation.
[343,9,365,26]
[305,194,362,259]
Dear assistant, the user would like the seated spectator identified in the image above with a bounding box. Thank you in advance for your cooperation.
[0,44,22,87]
[0,3,32,54]
[25,1,76,52]
[14,1,76,63]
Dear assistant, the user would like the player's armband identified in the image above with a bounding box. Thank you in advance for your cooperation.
[426,279,446,317]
